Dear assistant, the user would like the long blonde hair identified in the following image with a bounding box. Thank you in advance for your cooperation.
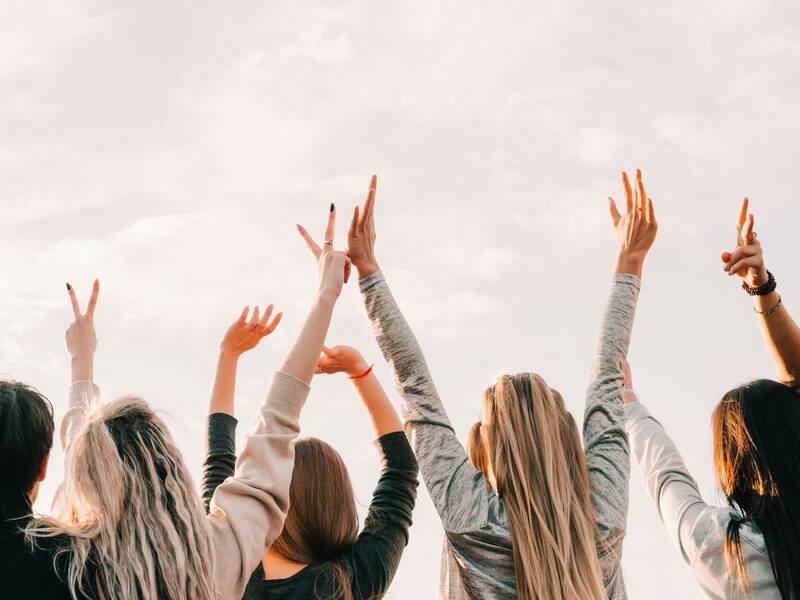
[27,397,216,600]
[468,373,606,600]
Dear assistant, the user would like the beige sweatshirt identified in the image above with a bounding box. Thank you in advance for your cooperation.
[61,372,309,600]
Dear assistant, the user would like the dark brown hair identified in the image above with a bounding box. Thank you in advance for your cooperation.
[0,381,54,500]
[272,437,359,600]
[712,379,800,598]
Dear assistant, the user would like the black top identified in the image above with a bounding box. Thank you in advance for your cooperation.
[0,488,72,600]
[201,413,419,600]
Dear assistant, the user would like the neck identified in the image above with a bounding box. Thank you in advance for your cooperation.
[262,547,308,580]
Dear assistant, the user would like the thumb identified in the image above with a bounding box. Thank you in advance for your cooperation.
[721,251,732,263]
[322,345,335,357]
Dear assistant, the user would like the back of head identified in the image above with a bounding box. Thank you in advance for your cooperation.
[0,381,54,507]
[28,397,215,600]
[713,379,800,597]
[476,373,606,600]
[272,437,359,599]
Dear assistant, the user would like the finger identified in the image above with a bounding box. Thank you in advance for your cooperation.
[238,306,249,323]
[348,205,360,238]
[324,204,336,246]
[265,311,283,333]
[249,306,260,325]
[737,197,749,230]
[636,169,647,212]
[724,245,759,267]
[742,213,754,242]
[297,224,322,258]
[86,279,100,318]
[344,257,352,284]
[363,174,378,222]
[66,284,81,320]
[322,345,335,357]
[721,251,732,263]
[646,198,655,224]
[727,257,760,276]
[622,172,633,214]
[608,198,622,226]
[259,304,274,327]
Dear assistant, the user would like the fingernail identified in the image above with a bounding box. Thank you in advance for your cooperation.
[66,283,71,290]
[330,203,335,212]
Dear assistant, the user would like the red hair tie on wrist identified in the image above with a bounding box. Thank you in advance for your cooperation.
[349,364,374,380]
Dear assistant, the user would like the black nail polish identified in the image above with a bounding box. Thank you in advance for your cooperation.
[66,283,71,290]
[330,202,335,212]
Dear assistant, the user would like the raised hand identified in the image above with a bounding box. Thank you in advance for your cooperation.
[297,203,351,299]
[347,175,380,278]
[721,197,768,288]
[609,169,658,276]
[315,345,369,377]
[220,305,282,358]
[66,279,99,382]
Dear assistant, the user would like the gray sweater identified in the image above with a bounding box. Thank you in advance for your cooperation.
[360,271,637,599]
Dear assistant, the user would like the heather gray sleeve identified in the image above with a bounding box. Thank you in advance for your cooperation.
[584,272,638,595]
[360,271,489,533]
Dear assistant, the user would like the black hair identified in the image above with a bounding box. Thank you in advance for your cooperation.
[0,381,55,497]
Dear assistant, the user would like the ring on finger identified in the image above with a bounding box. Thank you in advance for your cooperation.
[324,239,334,245]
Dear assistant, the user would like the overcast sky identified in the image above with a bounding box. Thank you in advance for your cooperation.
[2,1,800,597]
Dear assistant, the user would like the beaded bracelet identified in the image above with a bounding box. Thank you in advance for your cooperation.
[753,294,782,317]
[742,270,777,296]
[349,364,374,380]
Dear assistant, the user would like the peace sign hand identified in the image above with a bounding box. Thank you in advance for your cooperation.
[65,279,99,382]
[297,203,352,300]
[721,197,768,288]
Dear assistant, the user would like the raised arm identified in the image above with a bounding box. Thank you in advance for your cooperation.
[62,280,101,451]
[585,170,657,587]
[722,198,800,387]
[315,343,419,597]
[315,344,403,436]
[202,305,283,512]
[623,363,714,566]
[348,176,479,527]
[207,206,350,598]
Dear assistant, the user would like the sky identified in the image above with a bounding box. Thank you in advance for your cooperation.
[2,1,800,597]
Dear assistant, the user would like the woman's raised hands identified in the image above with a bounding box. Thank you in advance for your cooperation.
[721,198,768,288]
[609,169,658,276]
[315,345,369,377]
[347,175,380,278]
[66,279,99,382]
[220,305,283,358]
[66,279,99,361]
[297,203,351,300]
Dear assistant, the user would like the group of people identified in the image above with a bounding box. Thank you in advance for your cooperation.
[0,171,798,600]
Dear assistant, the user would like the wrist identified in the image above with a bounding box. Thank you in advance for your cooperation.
[615,252,645,277]
[315,286,340,306]
[70,355,94,382]
[346,358,370,378]
[218,348,241,362]
[745,267,769,289]
[355,262,380,279]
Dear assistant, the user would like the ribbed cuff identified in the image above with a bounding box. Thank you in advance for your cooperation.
[266,371,311,421]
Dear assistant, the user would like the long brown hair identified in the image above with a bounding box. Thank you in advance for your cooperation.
[712,379,800,598]
[468,373,606,600]
[272,437,359,600]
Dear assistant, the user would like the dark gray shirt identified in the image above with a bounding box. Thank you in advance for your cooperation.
[360,271,637,599]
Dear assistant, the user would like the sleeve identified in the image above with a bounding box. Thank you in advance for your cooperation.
[359,272,489,532]
[348,432,419,598]
[583,273,638,586]
[201,413,238,514]
[625,401,715,566]
[206,370,309,600]
[60,380,101,452]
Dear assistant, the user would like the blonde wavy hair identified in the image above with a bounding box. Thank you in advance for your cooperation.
[467,373,606,600]
[27,397,216,600]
